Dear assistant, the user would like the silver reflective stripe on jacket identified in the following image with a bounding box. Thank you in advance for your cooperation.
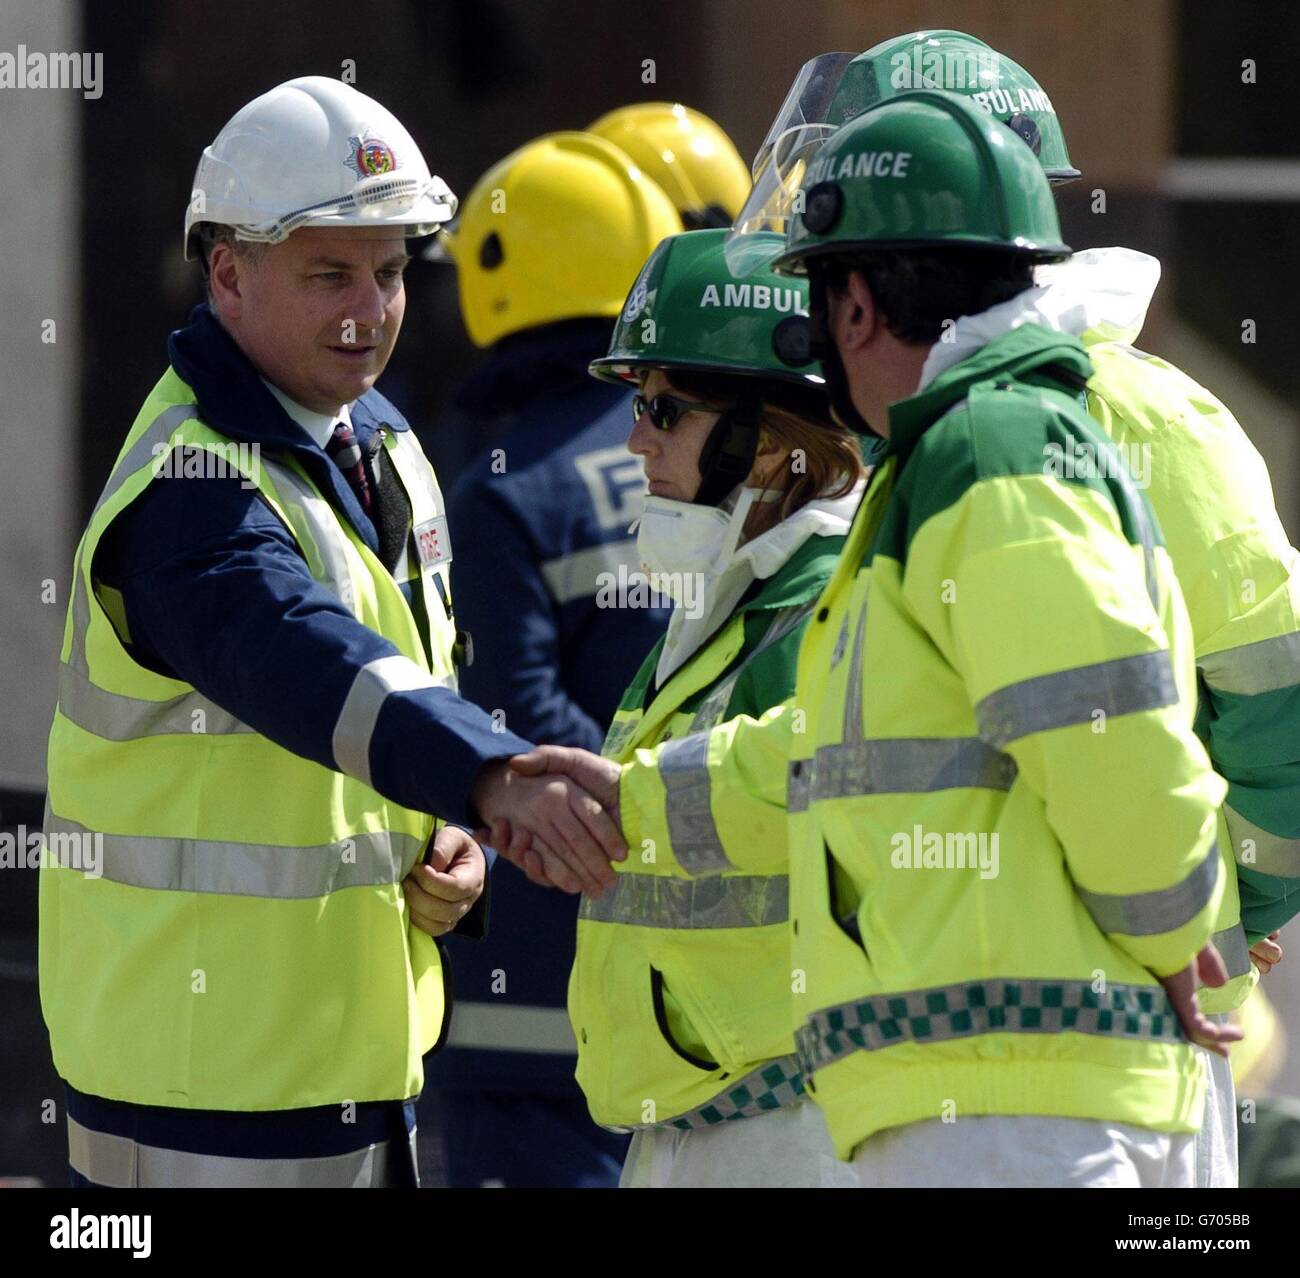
[580,873,788,929]
[58,656,253,740]
[63,414,253,736]
[603,718,638,757]
[788,736,1017,812]
[59,572,253,739]
[1209,922,1252,982]
[68,1116,410,1188]
[260,456,360,614]
[90,403,200,522]
[660,733,732,874]
[70,404,200,681]
[1198,632,1300,696]
[45,812,420,898]
[786,592,1020,813]
[332,655,452,787]
[1223,803,1300,878]
[975,650,1178,749]
[1074,842,1220,936]
[654,604,815,873]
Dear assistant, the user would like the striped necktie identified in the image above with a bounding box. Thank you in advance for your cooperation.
[326,420,373,515]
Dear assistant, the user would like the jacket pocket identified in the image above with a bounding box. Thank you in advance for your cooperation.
[650,966,720,1071]
[825,840,868,955]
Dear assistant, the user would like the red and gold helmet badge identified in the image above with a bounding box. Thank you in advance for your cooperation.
[347,134,396,179]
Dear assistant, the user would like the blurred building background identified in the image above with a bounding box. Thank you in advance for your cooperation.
[2,0,1297,1185]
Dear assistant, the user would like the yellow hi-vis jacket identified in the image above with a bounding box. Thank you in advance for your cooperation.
[570,530,844,1131]
[615,325,1227,1158]
[929,247,1300,1009]
[1084,339,1300,1006]
[41,366,458,1110]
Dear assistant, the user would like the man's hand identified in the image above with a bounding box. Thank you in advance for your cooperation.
[496,746,625,892]
[472,756,626,897]
[402,826,485,938]
[1250,931,1284,975]
[1158,942,1246,1058]
[509,745,622,816]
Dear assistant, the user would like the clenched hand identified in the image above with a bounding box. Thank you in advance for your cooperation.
[402,825,485,938]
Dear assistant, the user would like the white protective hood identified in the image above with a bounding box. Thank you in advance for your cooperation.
[655,482,864,687]
[917,247,1162,393]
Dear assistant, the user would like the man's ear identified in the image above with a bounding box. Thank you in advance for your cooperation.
[832,269,878,354]
[208,243,244,319]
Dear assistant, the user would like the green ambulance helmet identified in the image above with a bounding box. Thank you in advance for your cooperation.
[829,30,1078,180]
[775,89,1071,274]
[730,30,1078,265]
[590,227,821,387]
[591,227,827,505]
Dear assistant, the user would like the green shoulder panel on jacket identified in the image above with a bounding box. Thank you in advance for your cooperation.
[615,632,667,717]
[727,532,847,722]
[875,380,1161,568]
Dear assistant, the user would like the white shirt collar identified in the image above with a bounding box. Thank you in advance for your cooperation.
[261,379,353,451]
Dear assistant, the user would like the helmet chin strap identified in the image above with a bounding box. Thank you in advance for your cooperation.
[694,386,763,507]
[808,265,880,442]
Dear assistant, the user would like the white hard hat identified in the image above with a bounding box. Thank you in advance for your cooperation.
[184,75,456,260]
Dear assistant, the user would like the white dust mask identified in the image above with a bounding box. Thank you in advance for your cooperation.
[633,486,770,586]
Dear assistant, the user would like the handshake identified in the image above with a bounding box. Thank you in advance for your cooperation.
[471,745,627,896]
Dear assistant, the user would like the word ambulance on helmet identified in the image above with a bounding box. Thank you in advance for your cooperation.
[433,131,681,349]
[184,75,456,261]
[774,89,1071,274]
[728,29,1077,271]
[591,228,821,388]
[592,227,826,507]
[773,90,1070,438]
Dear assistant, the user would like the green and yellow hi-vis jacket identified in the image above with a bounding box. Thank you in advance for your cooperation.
[1082,336,1300,1006]
[569,533,843,1131]
[617,323,1228,1158]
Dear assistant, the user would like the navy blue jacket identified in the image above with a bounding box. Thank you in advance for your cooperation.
[95,306,533,921]
[429,320,669,1094]
[76,303,540,1150]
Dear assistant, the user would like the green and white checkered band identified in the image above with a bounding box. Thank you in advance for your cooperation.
[661,1055,806,1132]
[797,978,1186,1079]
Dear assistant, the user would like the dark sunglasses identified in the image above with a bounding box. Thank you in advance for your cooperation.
[632,392,729,431]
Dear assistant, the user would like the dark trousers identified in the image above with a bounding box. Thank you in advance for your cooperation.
[423,1089,628,1188]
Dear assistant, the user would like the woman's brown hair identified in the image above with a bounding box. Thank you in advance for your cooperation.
[665,369,867,538]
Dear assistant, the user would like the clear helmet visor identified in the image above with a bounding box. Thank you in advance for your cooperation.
[725,53,855,273]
